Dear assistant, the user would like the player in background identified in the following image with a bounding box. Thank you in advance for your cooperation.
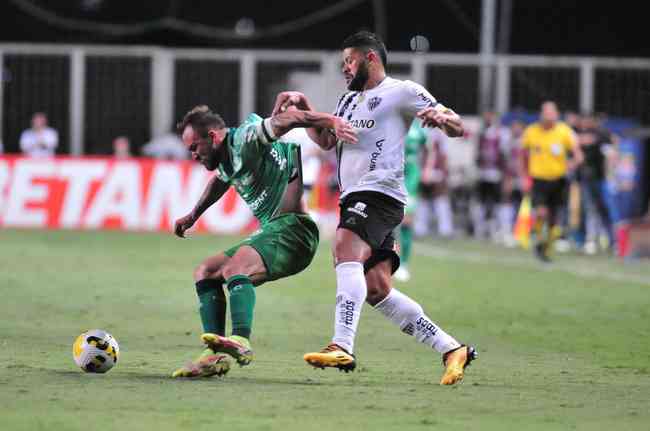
[393,118,428,282]
[414,128,454,238]
[501,119,526,247]
[520,101,583,262]
[273,31,476,385]
[171,104,356,378]
[473,111,511,242]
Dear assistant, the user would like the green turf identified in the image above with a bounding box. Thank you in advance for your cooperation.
[1,229,649,430]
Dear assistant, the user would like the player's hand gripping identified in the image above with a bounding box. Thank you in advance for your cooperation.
[272,91,311,115]
[417,107,463,137]
[417,107,452,128]
[174,212,197,238]
[332,117,358,144]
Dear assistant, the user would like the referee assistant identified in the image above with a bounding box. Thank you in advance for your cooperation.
[520,101,583,262]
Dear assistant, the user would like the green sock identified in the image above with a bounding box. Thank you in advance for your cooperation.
[226,275,256,340]
[400,224,413,266]
[195,279,227,336]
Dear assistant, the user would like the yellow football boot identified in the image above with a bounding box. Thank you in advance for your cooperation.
[304,343,356,372]
[440,345,477,385]
[171,348,231,378]
[201,333,254,366]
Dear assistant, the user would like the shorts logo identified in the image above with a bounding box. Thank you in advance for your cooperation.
[402,323,415,336]
[347,202,368,218]
[367,96,382,111]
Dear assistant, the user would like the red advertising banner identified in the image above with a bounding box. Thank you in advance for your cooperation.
[0,156,257,234]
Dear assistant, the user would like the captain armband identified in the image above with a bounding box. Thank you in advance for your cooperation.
[256,118,278,145]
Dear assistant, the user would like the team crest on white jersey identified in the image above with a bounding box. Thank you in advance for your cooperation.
[367,96,382,111]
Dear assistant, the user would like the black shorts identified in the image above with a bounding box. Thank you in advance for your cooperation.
[338,191,404,274]
[532,178,568,211]
[476,180,502,206]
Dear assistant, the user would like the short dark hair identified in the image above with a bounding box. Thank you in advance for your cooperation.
[341,30,388,67]
[176,105,225,138]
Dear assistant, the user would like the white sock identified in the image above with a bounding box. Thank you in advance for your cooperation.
[498,203,515,236]
[331,261,367,353]
[434,196,454,237]
[374,288,461,354]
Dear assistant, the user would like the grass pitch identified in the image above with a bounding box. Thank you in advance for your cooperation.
[1,229,649,430]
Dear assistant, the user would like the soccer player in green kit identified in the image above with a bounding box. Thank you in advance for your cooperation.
[394,119,427,282]
[171,105,357,378]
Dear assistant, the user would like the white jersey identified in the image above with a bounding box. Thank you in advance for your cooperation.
[281,128,321,187]
[333,76,442,204]
[19,127,58,158]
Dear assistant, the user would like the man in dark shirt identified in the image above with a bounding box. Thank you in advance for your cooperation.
[577,113,615,253]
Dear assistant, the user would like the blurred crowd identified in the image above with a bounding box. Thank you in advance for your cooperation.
[298,104,632,257]
[405,106,624,256]
[2,107,639,258]
[1,111,188,161]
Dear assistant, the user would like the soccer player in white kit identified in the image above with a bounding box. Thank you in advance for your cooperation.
[273,31,477,385]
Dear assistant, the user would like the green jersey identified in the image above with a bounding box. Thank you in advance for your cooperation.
[216,113,300,225]
[405,119,427,170]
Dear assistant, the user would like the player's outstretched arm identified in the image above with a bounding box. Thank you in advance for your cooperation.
[256,110,357,150]
[174,175,229,238]
[272,110,357,147]
[417,107,464,138]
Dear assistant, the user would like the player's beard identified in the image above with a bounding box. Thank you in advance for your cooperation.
[203,155,219,171]
[347,60,369,91]
[202,139,221,171]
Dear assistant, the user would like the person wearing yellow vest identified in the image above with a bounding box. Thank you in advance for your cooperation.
[520,101,583,262]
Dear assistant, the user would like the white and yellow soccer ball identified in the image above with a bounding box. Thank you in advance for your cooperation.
[72,329,119,373]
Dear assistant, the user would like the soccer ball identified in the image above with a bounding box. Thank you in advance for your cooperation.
[72,329,119,373]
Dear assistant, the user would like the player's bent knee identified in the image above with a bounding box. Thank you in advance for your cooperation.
[221,261,254,281]
[334,241,370,264]
[193,263,211,282]
[366,269,392,306]
[366,285,390,306]
[334,229,372,263]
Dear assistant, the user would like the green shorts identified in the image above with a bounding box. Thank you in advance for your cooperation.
[404,163,420,216]
[224,213,319,282]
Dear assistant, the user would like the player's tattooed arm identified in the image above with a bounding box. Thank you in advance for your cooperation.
[174,175,229,238]
[257,110,357,150]
[417,106,465,138]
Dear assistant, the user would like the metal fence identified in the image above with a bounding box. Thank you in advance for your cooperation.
[1,43,649,155]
